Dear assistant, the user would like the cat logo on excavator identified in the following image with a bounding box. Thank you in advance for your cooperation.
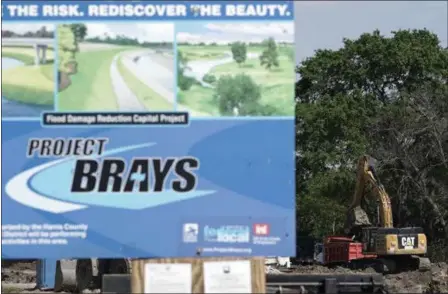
[401,236,416,248]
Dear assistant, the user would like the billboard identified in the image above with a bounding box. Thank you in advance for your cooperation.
[1,1,295,259]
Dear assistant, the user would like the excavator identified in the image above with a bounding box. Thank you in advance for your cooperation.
[339,155,431,273]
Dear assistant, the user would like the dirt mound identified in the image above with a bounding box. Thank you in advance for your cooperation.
[2,260,36,271]
[292,264,376,274]
[2,260,36,284]
[378,262,447,293]
[2,269,36,284]
[292,263,447,293]
[2,261,447,293]
[430,262,448,293]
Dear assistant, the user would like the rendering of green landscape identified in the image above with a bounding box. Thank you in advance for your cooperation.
[1,27,55,109]
[177,38,295,117]
[57,24,174,112]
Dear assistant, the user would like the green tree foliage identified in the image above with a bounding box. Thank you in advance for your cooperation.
[69,24,87,42]
[286,46,295,62]
[57,25,78,74]
[177,51,195,91]
[214,74,262,116]
[203,73,217,84]
[259,37,280,70]
[295,29,448,260]
[230,41,247,66]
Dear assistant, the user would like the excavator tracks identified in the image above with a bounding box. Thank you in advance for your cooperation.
[347,255,431,274]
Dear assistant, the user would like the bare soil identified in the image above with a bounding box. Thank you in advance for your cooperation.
[2,261,448,293]
[290,263,448,293]
[2,260,36,284]
[383,262,448,294]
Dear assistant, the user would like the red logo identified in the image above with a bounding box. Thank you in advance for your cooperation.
[253,224,270,236]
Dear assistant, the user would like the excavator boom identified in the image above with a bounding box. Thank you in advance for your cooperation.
[346,155,393,234]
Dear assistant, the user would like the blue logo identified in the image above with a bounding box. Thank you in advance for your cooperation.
[5,143,215,214]
[203,225,250,243]
[183,223,199,243]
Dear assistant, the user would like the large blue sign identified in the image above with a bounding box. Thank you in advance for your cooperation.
[2,1,295,259]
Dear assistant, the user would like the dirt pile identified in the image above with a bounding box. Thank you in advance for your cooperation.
[2,261,447,293]
[291,263,448,293]
[1,260,36,284]
[292,264,376,274]
[384,262,448,294]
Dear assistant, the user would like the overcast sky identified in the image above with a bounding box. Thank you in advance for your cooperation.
[177,23,294,45]
[2,23,54,33]
[295,1,448,64]
[1,23,174,43]
[85,23,174,43]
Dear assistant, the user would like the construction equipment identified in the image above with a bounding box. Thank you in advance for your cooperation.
[325,155,431,273]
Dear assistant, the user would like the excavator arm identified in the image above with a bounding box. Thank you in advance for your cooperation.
[340,155,430,273]
[345,155,393,234]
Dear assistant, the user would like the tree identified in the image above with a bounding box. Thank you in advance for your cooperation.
[259,37,279,70]
[177,51,195,91]
[203,73,216,84]
[58,25,78,74]
[36,26,51,38]
[295,29,448,260]
[230,41,247,66]
[57,25,79,90]
[214,74,262,116]
[69,24,87,42]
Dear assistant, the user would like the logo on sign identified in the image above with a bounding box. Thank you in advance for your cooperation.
[253,224,270,236]
[204,225,250,243]
[401,236,415,248]
[252,223,281,246]
[5,141,216,214]
[183,223,199,243]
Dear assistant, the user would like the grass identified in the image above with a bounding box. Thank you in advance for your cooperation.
[116,55,173,111]
[2,47,55,64]
[211,55,295,115]
[178,44,268,61]
[58,49,125,111]
[2,286,23,293]
[2,66,54,106]
[177,44,295,116]
[178,45,229,61]
[177,85,220,116]
[2,51,35,65]
[1,47,55,106]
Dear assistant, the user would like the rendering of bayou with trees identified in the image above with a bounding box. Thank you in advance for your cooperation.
[1,25,55,117]
[57,23,175,112]
[176,24,295,117]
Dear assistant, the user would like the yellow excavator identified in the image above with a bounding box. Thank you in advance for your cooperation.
[344,155,431,273]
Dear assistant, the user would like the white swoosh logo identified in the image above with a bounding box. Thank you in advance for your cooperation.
[6,157,88,214]
[6,142,156,214]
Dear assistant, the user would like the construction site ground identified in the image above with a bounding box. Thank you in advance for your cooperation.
[2,261,447,293]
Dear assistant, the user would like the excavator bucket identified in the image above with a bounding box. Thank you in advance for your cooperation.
[344,206,372,235]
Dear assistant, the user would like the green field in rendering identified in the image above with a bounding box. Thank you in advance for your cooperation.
[58,45,174,112]
[177,44,295,117]
[2,47,55,107]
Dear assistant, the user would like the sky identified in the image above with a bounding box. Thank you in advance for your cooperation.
[2,23,55,33]
[1,23,174,43]
[295,1,448,63]
[176,23,294,45]
[85,23,174,43]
